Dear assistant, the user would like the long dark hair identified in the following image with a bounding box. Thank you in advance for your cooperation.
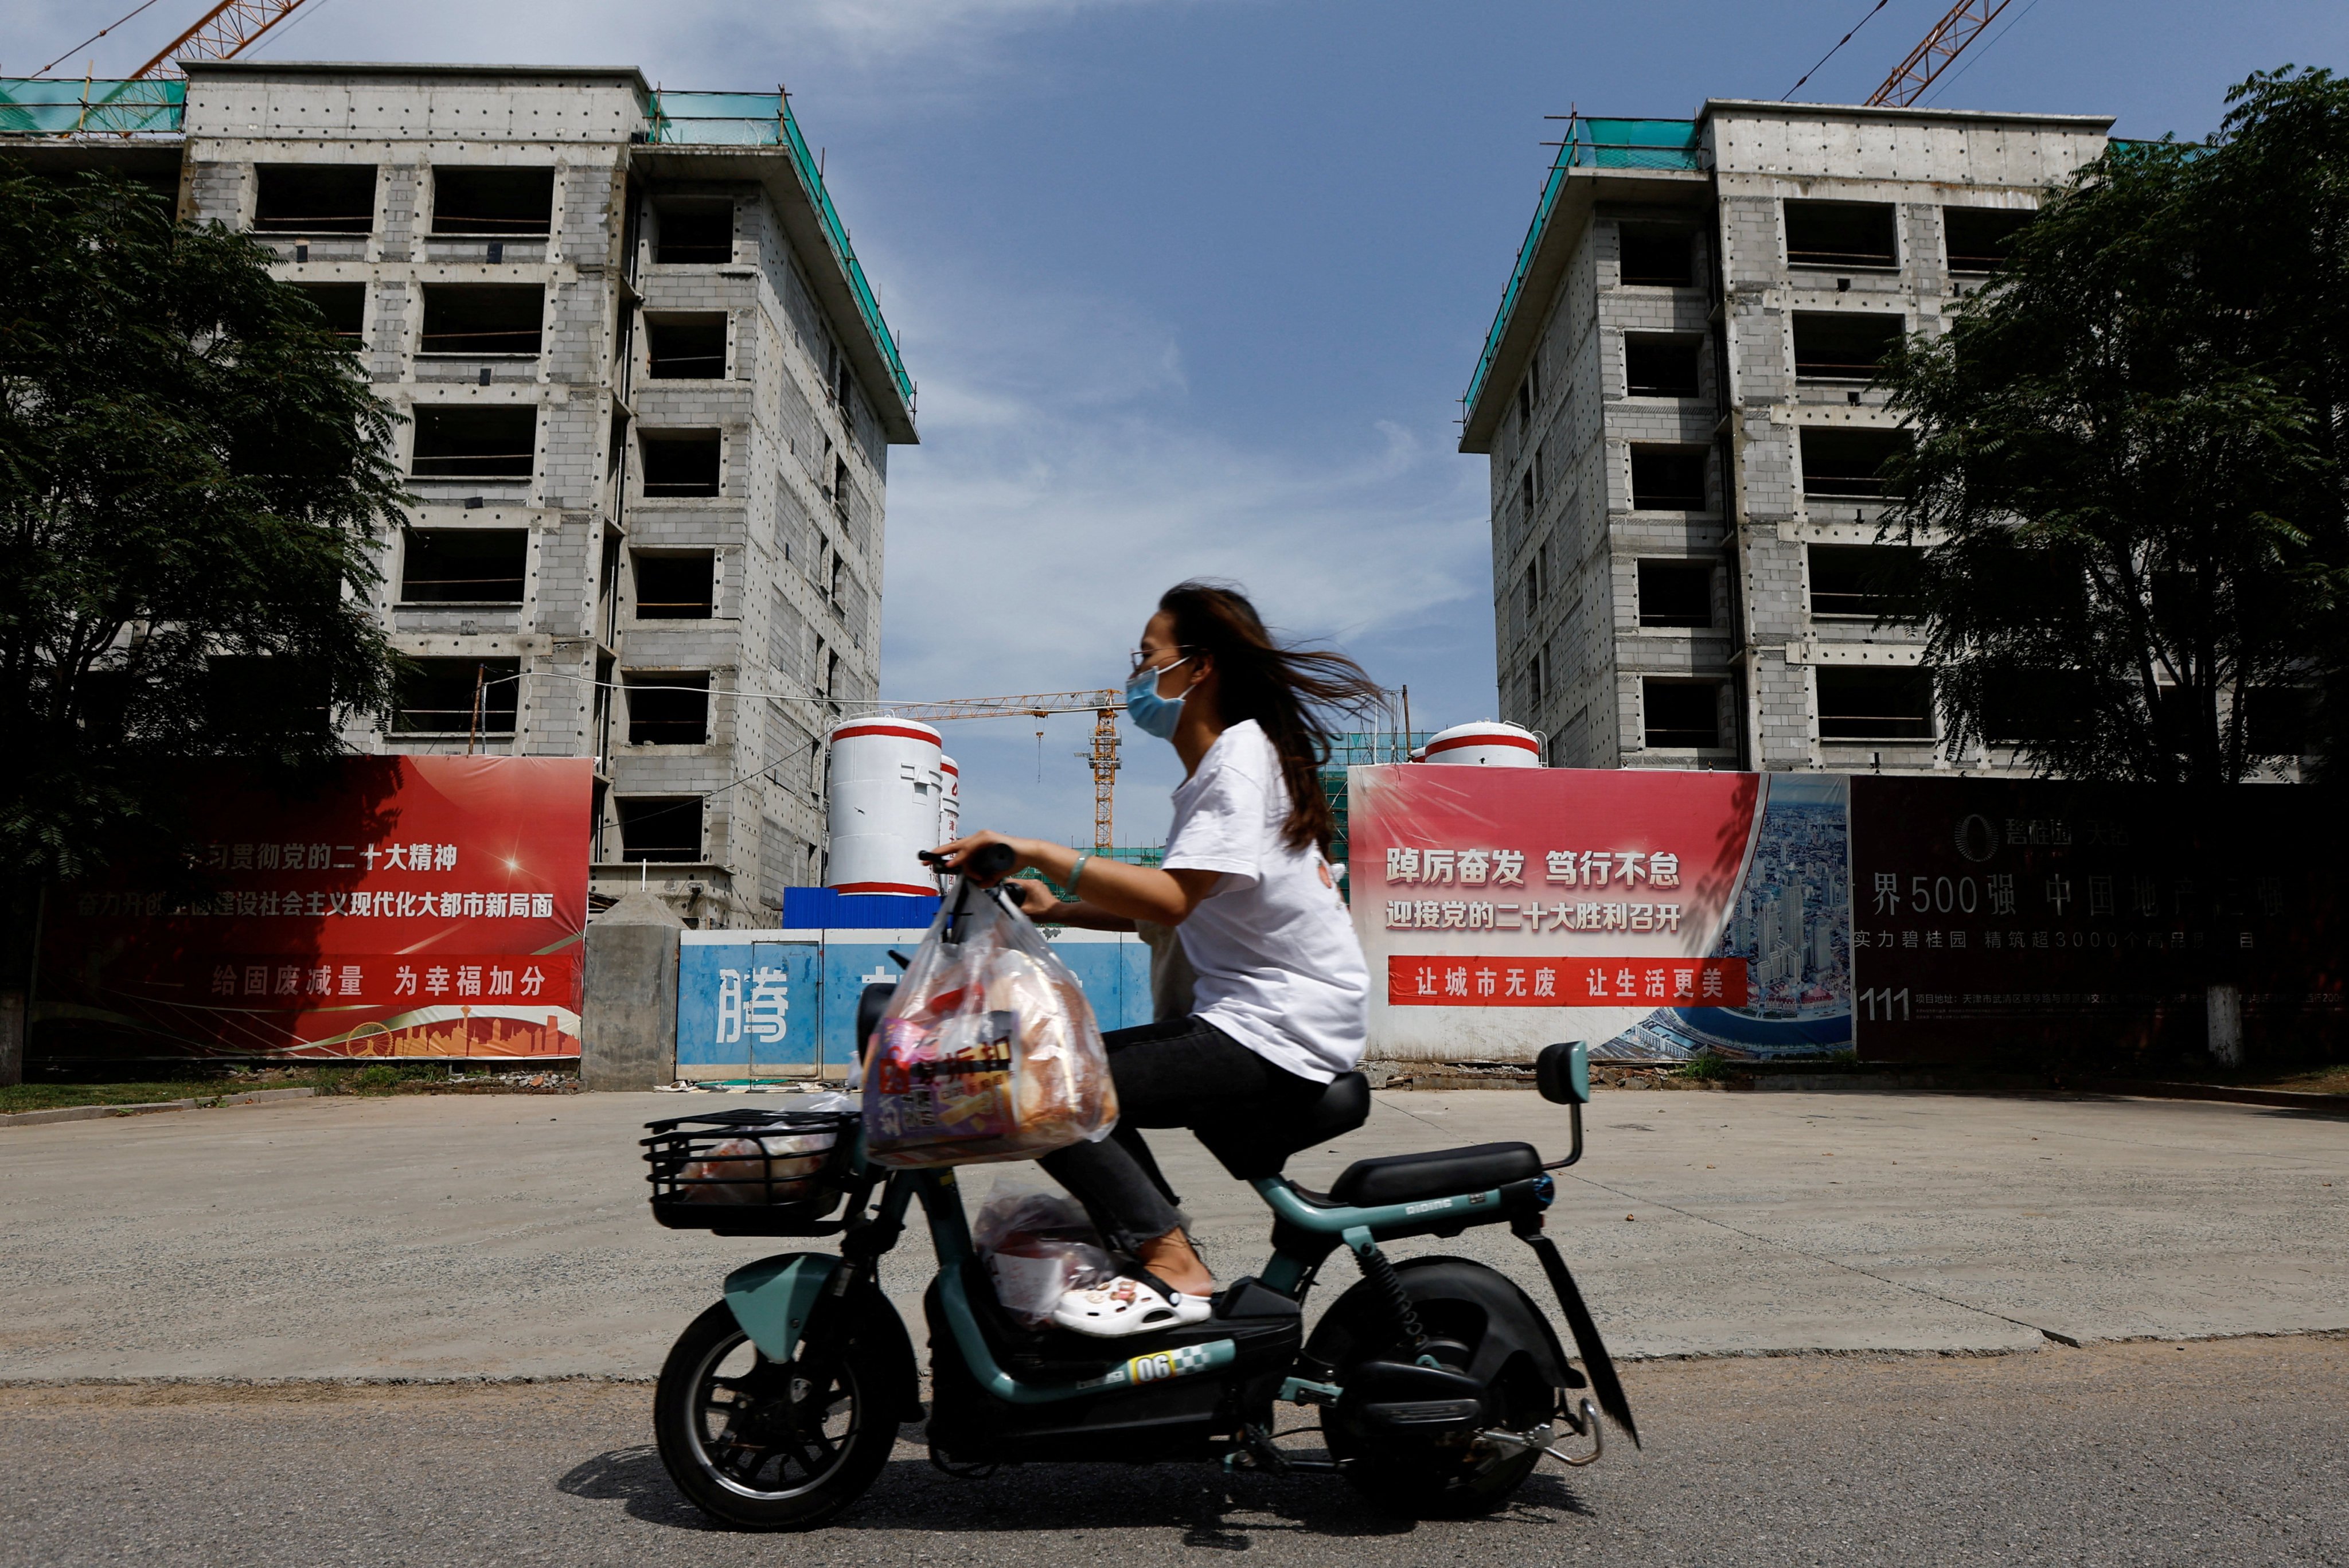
[1160,580,1386,852]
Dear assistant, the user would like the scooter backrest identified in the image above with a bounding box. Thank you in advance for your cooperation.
[1536,1041,1590,1105]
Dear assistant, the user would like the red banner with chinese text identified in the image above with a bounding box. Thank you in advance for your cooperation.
[1387,955,1749,1008]
[34,756,592,1062]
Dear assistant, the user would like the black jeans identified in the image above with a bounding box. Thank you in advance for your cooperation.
[1039,1015,1324,1256]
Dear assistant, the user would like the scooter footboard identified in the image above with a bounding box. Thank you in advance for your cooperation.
[922,1261,1300,1465]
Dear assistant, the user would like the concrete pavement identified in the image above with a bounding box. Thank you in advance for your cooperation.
[1,1087,2344,1381]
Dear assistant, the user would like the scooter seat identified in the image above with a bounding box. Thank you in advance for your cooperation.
[1326,1141,1542,1207]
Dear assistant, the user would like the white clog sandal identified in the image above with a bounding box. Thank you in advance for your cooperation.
[1049,1274,1214,1338]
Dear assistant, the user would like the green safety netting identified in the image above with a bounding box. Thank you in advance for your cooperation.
[0,77,185,136]
[1570,117,1702,171]
[649,89,914,408]
[1462,117,1700,414]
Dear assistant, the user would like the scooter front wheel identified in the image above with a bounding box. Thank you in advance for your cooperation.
[653,1298,898,1531]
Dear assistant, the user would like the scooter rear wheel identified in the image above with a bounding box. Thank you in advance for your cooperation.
[653,1298,897,1531]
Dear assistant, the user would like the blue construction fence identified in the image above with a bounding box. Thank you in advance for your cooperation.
[676,892,1153,1078]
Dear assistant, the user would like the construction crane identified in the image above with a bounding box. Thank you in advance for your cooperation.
[883,691,1126,852]
[1867,0,2010,107]
[132,0,310,79]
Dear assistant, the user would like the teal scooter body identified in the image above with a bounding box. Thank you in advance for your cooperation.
[661,1037,1633,1532]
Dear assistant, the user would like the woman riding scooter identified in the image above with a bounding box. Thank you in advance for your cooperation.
[935,580,1383,1337]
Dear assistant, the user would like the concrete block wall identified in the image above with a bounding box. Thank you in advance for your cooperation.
[1482,101,2111,777]
[174,64,911,930]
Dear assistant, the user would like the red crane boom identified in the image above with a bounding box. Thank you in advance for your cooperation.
[1866,0,2012,108]
[132,0,309,80]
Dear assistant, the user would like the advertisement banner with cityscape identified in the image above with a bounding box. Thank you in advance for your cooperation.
[1847,776,2347,1062]
[33,757,593,1063]
[1351,765,2342,1063]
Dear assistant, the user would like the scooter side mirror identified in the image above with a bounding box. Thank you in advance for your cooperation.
[1536,1041,1590,1106]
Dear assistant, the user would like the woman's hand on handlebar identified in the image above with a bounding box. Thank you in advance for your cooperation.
[927,830,1040,886]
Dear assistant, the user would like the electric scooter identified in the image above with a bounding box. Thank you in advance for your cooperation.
[639,852,1636,1531]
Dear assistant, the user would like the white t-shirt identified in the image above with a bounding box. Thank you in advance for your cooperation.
[1162,720,1368,1082]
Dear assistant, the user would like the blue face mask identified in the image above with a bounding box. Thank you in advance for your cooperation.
[1125,656,1192,740]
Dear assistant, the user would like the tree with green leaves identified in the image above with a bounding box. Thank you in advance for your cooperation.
[1880,67,2349,785]
[0,170,407,1082]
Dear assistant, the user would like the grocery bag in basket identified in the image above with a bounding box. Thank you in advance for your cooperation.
[861,881,1119,1168]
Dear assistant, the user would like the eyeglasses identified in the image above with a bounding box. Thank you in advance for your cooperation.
[1127,647,1197,677]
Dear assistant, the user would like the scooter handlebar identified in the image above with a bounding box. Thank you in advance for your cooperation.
[919,842,1018,881]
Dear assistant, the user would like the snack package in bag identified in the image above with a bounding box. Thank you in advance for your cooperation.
[862,883,1119,1168]
[972,1185,1117,1327]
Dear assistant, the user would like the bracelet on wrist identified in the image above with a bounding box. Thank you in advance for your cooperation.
[1066,852,1091,895]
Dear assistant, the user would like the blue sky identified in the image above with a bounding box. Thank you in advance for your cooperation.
[9,0,2345,846]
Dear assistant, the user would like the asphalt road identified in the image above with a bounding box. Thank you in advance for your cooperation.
[4,1335,2343,1567]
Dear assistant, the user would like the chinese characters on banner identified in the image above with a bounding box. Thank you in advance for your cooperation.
[34,757,592,1062]
[1349,765,1854,1063]
[1845,777,2346,1063]
[1351,763,2342,1066]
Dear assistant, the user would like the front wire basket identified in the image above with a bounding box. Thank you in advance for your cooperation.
[642,1107,860,1235]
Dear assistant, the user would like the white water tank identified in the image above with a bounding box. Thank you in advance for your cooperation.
[1419,720,1543,767]
[938,755,962,844]
[826,719,946,895]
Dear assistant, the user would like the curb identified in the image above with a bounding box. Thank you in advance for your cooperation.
[2084,1079,2349,1115]
[0,1086,317,1130]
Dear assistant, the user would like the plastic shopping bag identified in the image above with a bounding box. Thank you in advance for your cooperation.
[861,882,1119,1168]
[972,1184,1117,1327]
[675,1130,834,1204]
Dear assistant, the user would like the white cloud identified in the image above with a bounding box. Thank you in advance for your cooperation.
[873,267,1492,842]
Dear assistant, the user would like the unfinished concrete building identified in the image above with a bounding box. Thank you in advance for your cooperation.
[1462,102,2112,772]
[7,63,916,923]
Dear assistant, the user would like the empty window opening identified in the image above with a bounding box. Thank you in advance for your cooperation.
[1638,560,1712,628]
[402,529,527,604]
[253,165,376,234]
[1630,446,1708,511]
[1784,201,1897,269]
[294,282,366,338]
[1945,206,2030,275]
[206,655,330,739]
[1800,427,1906,499]
[646,314,728,379]
[1792,313,1903,382]
[641,431,721,497]
[1528,646,1547,709]
[1619,225,1694,287]
[393,657,519,734]
[1625,334,1703,398]
[410,406,537,479]
[832,456,852,523]
[419,284,544,356]
[627,672,710,746]
[1980,669,2097,746]
[635,551,715,619]
[2244,687,2312,758]
[430,167,553,236]
[654,200,733,264]
[1644,681,1721,749]
[1807,544,1920,619]
[1817,667,1934,741]
[618,796,703,863]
